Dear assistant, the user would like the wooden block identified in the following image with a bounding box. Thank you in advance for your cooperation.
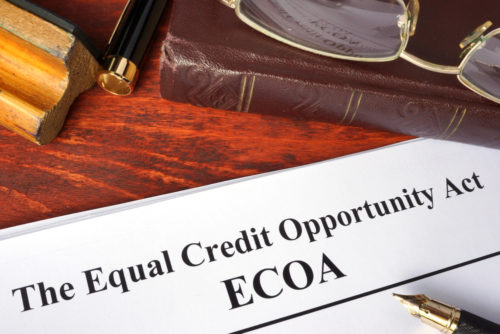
[0,0,100,144]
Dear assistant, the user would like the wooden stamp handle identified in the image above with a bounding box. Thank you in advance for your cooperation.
[0,0,100,144]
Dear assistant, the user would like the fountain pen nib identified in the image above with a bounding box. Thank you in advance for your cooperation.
[393,293,462,333]
[393,293,428,317]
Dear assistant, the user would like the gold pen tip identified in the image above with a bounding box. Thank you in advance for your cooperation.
[393,294,461,333]
[393,293,428,317]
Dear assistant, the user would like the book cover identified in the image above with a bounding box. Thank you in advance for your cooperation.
[160,0,500,148]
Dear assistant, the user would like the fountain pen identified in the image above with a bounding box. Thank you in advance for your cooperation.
[98,0,169,95]
[394,293,500,333]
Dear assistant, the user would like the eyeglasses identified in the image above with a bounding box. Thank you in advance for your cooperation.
[218,0,500,104]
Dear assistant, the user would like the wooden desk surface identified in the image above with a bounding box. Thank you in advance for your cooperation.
[0,0,411,229]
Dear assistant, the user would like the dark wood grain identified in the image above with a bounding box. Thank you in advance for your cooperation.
[0,0,411,229]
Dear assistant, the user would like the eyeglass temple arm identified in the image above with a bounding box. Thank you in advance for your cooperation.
[218,0,235,8]
[407,0,419,36]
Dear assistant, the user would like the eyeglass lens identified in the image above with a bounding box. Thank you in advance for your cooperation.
[238,0,406,59]
[461,33,500,100]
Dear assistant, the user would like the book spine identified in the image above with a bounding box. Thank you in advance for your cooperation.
[160,39,500,149]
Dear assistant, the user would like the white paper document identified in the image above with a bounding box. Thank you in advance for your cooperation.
[1,139,499,333]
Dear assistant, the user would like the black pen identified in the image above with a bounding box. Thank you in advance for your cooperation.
[394,293,500,334]
[98,0,169,96]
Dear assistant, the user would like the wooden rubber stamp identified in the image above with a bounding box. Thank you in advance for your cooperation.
[0,0,100,144]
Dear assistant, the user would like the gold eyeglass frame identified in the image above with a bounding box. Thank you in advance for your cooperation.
[218,0,500,104]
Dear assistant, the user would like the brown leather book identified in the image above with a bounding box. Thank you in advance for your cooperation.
[160,0,500,148]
